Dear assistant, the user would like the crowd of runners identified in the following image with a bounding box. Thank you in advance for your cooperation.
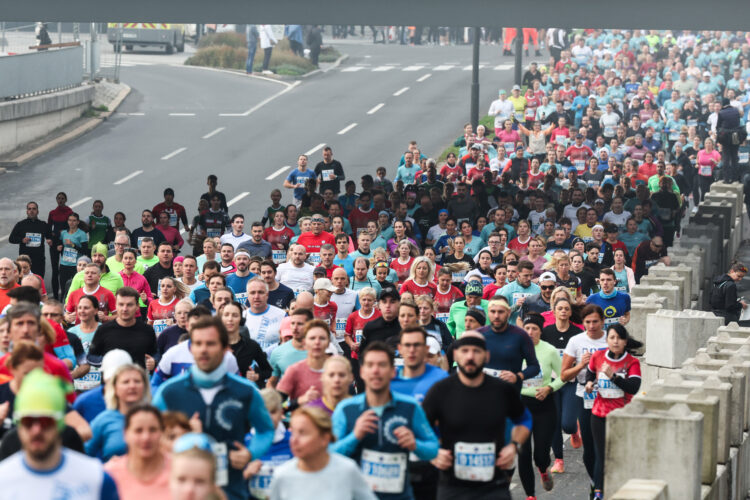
[0,27,748,500]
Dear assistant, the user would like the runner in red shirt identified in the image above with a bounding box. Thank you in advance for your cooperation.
[344,288,381,360]
[263,211,296,250]
[399,256,437,298]
[296,215,335,261]
[565,134,595,173]
[439,154,464,182]
[389,255,414,286]
[433,269,464,314]
[152,188,189,230]
[313,278,338,333]
[65,285,116,324]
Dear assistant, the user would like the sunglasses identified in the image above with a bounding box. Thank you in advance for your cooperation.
[19,416,56,430]
[540,285,556,290]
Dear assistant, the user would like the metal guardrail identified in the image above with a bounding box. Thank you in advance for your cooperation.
[0,45,84,99]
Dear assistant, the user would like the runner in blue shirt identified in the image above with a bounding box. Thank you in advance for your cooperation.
[283,155,317,205]
[585,268,631,328]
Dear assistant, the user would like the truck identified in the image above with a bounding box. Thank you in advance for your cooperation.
[107,23,186,54]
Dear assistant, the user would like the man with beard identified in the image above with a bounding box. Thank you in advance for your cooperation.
[422,330,531,500]
[225,249,255,306]
[0,369,119,499]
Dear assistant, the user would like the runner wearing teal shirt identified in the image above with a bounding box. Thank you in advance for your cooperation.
[497,261,541,324]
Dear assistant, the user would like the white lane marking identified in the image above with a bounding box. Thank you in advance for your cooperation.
[367,103,385,115]
[417,73,432,82]
[462,64,485,70]
[113,170,143,185]
[227,192,250,206]
[128,112,145,116]
[219,81,300,117]
[168,113,196,116]
[161,147,187,160]
[402,65,424,71]
[266,166,290,180]
[0,235,8,242]
[494,64,514,70]
[305,143,326,156]
[202,127,226,139]
[364,55,372,58]
[341,66,365,72]
[393,87,409,96]
[337,123,358,135]
[433,65,454,71]
[372,66,395,72]
[69,197,92,209]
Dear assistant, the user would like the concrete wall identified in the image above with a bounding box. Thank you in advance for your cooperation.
[0,85,94,156]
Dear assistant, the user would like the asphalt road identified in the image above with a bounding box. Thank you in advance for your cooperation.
[0,35,591,498]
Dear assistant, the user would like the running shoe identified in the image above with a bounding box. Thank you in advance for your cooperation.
[550,458,565,473]
[593,490,603,499]
[570,422,582,449]
[526,497,536,500]
[539,467,554,491]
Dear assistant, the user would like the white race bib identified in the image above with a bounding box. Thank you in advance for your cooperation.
[235,292,248,306]
[597,373,624,399]
[153,319,169,335]
[335,317,347,341]
[360,449,407,494]
[522,367,544,389]
[206,228,222,238]
[511,292,532,306]
[212,442,229,487]
[504,142,515,153]
[74,368,101,392]
[454,442,496,482]
[61,246,78,265]
[574,160,585,172]
[555,135,567,146]
[169,213,178,226]
[700,165,712,176]
[451,271,467,282]
[26,233,42,248]
[355,329,364,343]
[322,169,335,181]
[604,126,615,137]
[248,463,275,499]
[583,388,597,409]
[272,249,287,264]
[308,253,321,265]
[435,313,449,323]
[483,367,502,378]
[740,151,750,164]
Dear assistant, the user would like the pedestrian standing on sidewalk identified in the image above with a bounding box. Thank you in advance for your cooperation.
[307,26,323,67]
[258,25,277,75]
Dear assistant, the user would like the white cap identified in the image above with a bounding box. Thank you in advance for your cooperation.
[539,272,557,283]
[101,349,133,381]
[426,336,441,355]
[313,278,337,292]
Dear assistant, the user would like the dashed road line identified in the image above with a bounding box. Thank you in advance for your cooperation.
[69,197,92,208]
[227,192,250,206]
[219,81,300,117]
[417,73,432,82]
[372,65,395,72]
[202,127,226,139]
[341,66,365,72]
[402,65,424,71]
[367,103,385,115]
[305,143,326,156]
[393,87,409,96]
[433,65,454,71]
[168,113,196,116]
[161,147,187,160]
[337,123,358,135]
[266,166,291,180]
[113,170,143,185]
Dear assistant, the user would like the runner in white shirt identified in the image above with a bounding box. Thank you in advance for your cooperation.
[220,214,253,250]
[244,277,287,355]
[277,244,315,294]
[488,89,515,135]
[329,268,360,348]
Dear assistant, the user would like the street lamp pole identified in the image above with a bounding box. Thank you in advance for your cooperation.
[470,26,480,129]
[515,26,523,86]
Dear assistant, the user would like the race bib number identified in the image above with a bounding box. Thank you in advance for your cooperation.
[504,142,515,153]
[360,449,407,494]
[454,442,496,482]
[308,253,321,265]
[522,367,543,389]
[207,228,222,238]
[451,271,467,282]
[153,319,169,335]
[74,368,101,392]
[235,292,248,306]
[603,316,619,327]
[653,131,661,142]
[597,373,624,399]
[335,317,347,340]
[322,169,335,181]
[687,119,698,128]
[740,151,749,164]
[604,126,615,137]
[511,292,531,306]
[483,367,502,378]
[700,165,712,176]
[212,442,229,487]
[514,112,524,121]
[563,101,572,110]
[248,463,274,500]
[355,329,364,343]
[435,313,449,323]
[574,160,585,172]
[137,236,146,248]
[26,233,42,248]
[583,388,597,409]
[669,131,680,141]
[394,357,404,367]
[272,249,287,264]
[61,246,78,265]
[555,135,567,145]
[169,213,178,226]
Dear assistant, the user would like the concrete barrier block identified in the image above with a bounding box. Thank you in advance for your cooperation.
[610,479,670,500]
[683,311,724,351]
[652,374,732,463]
[633,284,681,310]
[675,235,719,279]
[704,192,740,220]
[684,352,750,430]
[670,245,706,283]
[679,366,745,446]
[648,264,694,300]
[709,182,744,217]
[710,464,728,500]
[717,323,750,340]
[646,310,703,368]
[629,296,667,351]
[684,223,724,272]
[696,202,733,239]
[636,387,720,485]
[605,402,703,500]
[728,447,739,500]
[641,274,689,313]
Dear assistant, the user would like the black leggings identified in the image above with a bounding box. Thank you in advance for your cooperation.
[698,174,713,202]
[519,395,557,496]
[591,413,607,491]
[58,265,78,301]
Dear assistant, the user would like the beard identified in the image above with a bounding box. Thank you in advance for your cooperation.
[27,435,59,462]
[457,360,485,379]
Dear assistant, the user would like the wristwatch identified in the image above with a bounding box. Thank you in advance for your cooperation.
[511,440,522,452]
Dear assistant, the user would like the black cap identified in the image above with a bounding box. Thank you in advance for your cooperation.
[379,286,400,301]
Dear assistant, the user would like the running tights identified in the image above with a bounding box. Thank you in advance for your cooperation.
[519,395,557,496]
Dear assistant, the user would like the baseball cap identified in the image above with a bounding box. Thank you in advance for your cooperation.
[539,272,557,283]
[173,433,217,454]
[91,242,108,257]
[512,84,521,91]
[498,89,507,95]
[471,143,483,150]
[438,209,449,216]
[101,349,133,381]
[703,71,711,77]
[465,280,484,297]
[313,278,337,292]
[426,336,441,355]
[379,285,400,301]
[378,210,390,217]
[14,369,69,430]
[567,166,578,175]
[575,133,584,139]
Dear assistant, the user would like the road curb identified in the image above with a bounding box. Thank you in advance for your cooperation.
[0,83,131,170]
[302,53,349,79]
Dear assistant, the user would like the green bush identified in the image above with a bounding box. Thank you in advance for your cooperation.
[186,36,316,74]
[198,32,246,49]
[318,46,341,63]
[436,115,496,161]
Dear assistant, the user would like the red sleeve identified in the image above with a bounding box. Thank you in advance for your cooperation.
[106,290,116,314]
[147,302,155,321]
[345,313,355,337]
[627,356,641,378]
[50,320,69,348]
[276,363,296,396]
[588,350,599,373]
[65,290,78,313]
